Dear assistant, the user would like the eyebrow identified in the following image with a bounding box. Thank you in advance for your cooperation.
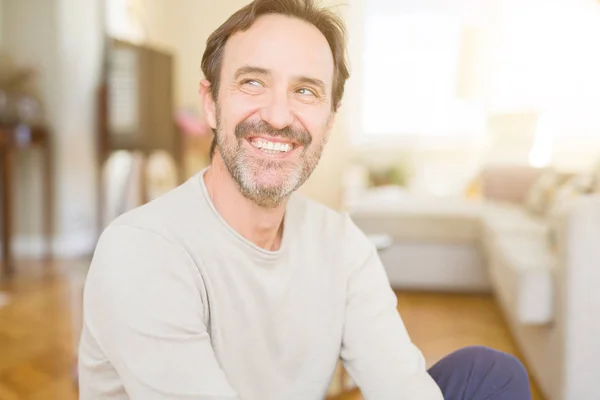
[234,65,327,93]
[295,76,326,94]
[234,65,271,80]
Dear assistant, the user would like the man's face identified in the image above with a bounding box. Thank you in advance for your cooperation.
[207,14,336,208]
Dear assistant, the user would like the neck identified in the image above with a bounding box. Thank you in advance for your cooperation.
[203,154,288,251]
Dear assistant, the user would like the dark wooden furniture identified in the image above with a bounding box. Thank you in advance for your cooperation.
[96,38,182,233]
[0,124,53,278]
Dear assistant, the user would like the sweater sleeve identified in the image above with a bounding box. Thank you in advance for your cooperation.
[80,224,240,400]
[340,218,443,400]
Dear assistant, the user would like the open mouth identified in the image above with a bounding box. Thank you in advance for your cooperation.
[247,137,298,156]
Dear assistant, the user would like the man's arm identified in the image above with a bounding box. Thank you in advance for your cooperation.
[80,224,240,400]
[340,220,443,400]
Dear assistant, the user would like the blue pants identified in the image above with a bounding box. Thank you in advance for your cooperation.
[428,346,532,400]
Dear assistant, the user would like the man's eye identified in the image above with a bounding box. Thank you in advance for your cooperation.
[242,79,262,87]
[296,88,317,96]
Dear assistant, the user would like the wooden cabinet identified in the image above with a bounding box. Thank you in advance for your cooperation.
[0,124,52,278]
[96,38,182,231]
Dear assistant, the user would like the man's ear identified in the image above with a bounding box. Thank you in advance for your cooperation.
[199,80,217,129]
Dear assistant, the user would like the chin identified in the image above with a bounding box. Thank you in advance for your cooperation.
[240,169,301,199]
[253,175,295,193]
[225,148,311,202]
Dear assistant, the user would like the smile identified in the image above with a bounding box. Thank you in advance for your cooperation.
[248,137,295,154]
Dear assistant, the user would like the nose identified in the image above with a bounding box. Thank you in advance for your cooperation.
[260,91,294,130]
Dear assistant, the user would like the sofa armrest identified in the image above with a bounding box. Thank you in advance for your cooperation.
[554,194,600,399]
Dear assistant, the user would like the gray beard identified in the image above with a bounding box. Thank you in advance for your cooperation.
[217,134,326,208]
[212,106,329,208]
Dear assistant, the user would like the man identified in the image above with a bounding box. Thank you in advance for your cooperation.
[78,1,532,399]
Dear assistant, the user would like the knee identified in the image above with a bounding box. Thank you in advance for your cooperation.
[453,346,530,386]
[430,346,532,399]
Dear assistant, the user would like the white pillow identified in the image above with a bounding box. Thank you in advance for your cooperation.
[525,168,559,217]
[549,173,595,215]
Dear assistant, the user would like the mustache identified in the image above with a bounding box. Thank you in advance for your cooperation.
[235,120,312,147]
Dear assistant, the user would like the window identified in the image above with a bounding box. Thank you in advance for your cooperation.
[357,4,487,144]
[106,0,145,42]
[356,0,600,148]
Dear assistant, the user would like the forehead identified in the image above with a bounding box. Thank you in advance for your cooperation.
[222,14,335,86]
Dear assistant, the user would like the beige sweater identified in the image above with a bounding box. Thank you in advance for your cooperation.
[78,168,442,400]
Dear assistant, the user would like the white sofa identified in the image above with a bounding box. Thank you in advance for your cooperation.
[350,195,490,292]
[486,195,600,400]
[349,170,600,400]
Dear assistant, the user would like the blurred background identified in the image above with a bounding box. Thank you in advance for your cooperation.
[1,0,600,399]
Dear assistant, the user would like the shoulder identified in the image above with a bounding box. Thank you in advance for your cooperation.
[91,220,195,282]
[106,174,205,242]
[88,193,205,309]
[89,175,208,279]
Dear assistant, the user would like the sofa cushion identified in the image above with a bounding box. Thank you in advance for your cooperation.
[482,203,549,239]
[486,234,555,324]
[524,168,561,217]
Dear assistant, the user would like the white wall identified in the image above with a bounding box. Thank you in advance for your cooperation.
[2,0,103,257]
[140,0,251,110]
[53,0,104,255]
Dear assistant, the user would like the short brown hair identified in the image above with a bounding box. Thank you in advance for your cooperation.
[201,0,350,159]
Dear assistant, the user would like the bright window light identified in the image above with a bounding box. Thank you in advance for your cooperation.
[359,11,486,143]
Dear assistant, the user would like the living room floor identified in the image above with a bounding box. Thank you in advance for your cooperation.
[0,260,543,400]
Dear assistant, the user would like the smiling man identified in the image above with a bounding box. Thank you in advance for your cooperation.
[78,1,532,400]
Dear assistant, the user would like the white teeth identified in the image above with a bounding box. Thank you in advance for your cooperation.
[250,139,293,153]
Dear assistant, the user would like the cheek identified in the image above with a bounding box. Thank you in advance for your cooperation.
[295,107,332,140]
[220,94,263,130]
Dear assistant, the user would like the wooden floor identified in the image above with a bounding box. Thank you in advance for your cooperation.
[0,261,82,400]
[336,291,544,400]
[0,260,543,400]
[400,290,542,399]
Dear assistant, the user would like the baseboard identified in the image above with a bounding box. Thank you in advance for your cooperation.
[1,230,98,259]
